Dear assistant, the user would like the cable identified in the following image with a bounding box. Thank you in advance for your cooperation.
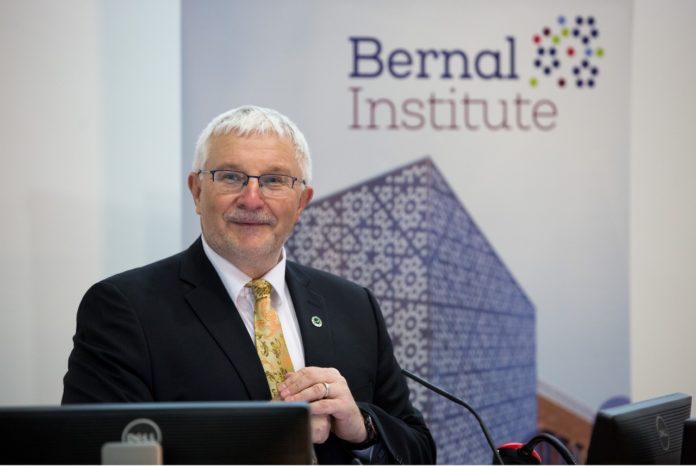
[401,369,505,465]
[521,432,577,465]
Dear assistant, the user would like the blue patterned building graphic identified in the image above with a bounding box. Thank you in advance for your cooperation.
[286,158,537,464]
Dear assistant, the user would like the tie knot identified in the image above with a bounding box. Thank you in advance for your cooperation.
[246,278,272,301]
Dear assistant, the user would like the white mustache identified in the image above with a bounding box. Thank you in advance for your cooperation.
[224,210,276,226]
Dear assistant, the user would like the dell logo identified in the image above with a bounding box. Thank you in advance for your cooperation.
[121,418,162,444]
[656,415,670,451]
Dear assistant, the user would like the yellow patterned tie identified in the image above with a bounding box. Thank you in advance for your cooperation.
[247,278,295,400]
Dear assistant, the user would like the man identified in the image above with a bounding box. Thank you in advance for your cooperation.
[62,106,436,464]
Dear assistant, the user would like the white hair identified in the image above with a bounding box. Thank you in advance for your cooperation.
[192,105,312,184]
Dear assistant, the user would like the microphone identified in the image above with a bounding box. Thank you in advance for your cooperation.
[401,369,577,465]
[498,433,577,465]
[401,368,505,465]
[496,441,542,465]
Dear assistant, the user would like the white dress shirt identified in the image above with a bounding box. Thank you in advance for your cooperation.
[201,236,306,371]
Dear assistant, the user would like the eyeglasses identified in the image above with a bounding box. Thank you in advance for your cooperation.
[198,169,304,198]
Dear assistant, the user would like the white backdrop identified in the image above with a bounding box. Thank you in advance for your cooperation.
[0,0,693,420]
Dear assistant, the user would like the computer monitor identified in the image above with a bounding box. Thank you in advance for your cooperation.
[586,392,692,465]
[681,418,696,464]
[0,401,312,464]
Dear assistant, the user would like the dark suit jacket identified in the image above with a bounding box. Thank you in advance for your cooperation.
[62,238,436,464]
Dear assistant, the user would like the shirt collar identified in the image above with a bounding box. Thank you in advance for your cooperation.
[201,235,287,304]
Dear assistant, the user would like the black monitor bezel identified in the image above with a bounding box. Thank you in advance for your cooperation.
[586,392,692,465]
[0,401,312,464]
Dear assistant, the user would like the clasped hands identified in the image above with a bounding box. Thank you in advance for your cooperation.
[278,366,368,445]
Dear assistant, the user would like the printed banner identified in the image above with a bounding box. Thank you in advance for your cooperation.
[182,1,631,461]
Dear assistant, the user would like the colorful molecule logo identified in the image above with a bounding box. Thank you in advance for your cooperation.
[530,15,605,89]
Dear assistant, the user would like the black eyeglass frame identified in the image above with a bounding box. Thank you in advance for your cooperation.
[197,169,306,190]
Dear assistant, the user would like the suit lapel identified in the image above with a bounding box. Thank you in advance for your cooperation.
[179,239,271,399]
[286,262,336,368]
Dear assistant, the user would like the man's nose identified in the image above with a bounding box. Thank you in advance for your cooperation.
[237,178,265,208]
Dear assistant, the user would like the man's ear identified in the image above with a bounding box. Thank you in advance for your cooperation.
[188,171,203,215]
[295,185,314,220]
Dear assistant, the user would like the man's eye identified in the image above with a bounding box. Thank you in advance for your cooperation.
[219,172,245,183]
[263,175,286,186]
